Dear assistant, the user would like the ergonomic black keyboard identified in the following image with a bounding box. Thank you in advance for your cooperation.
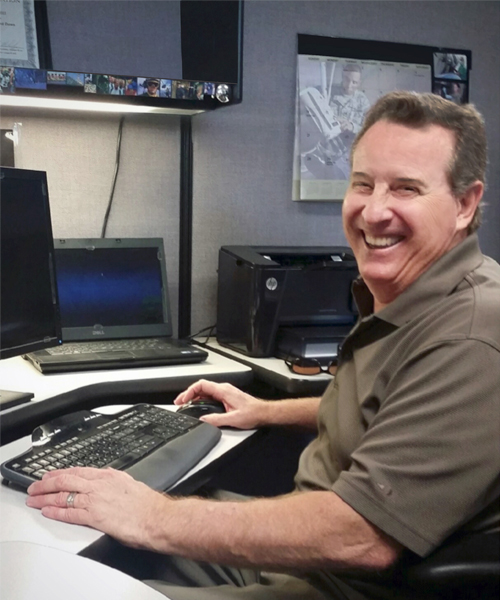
[0,404,222,491]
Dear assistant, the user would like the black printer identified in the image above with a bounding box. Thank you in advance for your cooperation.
[216,246,358,362]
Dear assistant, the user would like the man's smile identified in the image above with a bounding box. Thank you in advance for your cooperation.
[363,233,405,250]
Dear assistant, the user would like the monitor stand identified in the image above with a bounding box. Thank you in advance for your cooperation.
[0,390,34,411]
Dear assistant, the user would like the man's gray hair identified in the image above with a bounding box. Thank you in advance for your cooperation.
[351,91,487,234]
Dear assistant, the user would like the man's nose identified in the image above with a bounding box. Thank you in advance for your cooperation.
[361,188,393,224]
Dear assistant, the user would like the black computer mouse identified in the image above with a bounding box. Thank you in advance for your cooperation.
[176,399,226,419]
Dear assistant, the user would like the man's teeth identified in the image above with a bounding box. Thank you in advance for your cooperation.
[364,234,402,248]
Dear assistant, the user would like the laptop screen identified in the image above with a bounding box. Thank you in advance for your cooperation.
[54,239,172,341]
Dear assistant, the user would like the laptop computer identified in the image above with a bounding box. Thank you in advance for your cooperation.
[24,238,207,373]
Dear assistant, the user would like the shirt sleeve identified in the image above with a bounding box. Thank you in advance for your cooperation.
[332,338,500,557]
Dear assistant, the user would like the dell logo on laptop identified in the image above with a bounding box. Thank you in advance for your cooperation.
[92,324,105,336]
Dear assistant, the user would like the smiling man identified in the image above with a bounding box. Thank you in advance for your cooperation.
[343,112,483,310]
[27,92,500,600]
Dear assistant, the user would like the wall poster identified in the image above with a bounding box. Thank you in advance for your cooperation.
[293,36,471,202]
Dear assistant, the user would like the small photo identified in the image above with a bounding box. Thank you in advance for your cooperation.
[93,74,111,94]
[194,81,204,100]
[14,68,47,90]
[0,67,15,93]
[85,73,108,93]
[107,75,127,95]
[204,82,215,96]
[433,52,468,82]
[433,79,468,105]
[125,78,137,96]
[172,80,196,100]
[138,77,161,97]
[84,74,97,94]
[160,79,172,98]
[66,72,85,86]
[47,71,67,85]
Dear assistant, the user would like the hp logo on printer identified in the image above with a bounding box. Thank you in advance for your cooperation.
[266,277,278,291]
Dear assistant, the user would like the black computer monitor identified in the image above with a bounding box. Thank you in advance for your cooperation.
[0,167,62,407]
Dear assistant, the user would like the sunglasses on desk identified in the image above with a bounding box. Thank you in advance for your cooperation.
[285,357,337,376]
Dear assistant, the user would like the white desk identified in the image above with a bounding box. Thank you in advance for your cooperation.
[0,353,257,590]
[0,350,253,445]
[1,541,167,600]
[0,405,256,554]
[0,348,253,403]
[205,339,333,396]
[0,418,256,600]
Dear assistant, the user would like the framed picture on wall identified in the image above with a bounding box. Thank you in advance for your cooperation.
[0,0,49,69]
[292,36,471,202]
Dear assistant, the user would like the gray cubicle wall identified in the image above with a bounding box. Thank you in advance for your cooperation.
[1,1,498,338]
[190,0,500,334]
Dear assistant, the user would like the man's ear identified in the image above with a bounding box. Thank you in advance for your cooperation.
[456,181,484,232]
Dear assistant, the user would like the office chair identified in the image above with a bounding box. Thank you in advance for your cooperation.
[400,530,500,600]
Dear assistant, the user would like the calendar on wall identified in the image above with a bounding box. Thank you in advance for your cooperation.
[292,36,471,202]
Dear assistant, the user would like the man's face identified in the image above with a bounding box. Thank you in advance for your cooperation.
[147,81,159,95]
[342,71,361,95]
[342,120,469,309]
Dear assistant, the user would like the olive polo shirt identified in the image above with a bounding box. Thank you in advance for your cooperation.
[295,234,500,561]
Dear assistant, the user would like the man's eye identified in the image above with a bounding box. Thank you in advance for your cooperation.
[352,181,371,190]
[398,186,419,195]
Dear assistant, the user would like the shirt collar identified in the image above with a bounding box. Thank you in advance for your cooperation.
[352,234,484,327]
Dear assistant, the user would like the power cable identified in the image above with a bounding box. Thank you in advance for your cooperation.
[100,115,125,238]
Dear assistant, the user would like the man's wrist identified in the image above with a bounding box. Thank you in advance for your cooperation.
[255,397,320,429]
[253,399,275,427]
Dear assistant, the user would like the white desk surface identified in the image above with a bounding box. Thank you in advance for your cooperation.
[205,339,333,395]
[0,349,252,404]
[0,405,255,554]
[1,541,167,600]
[0,361,256,598]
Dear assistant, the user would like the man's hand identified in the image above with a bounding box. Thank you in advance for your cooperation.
[174,379,268,429]
[26,467,168,548]
[176,380,322,431]
[26,467,402,571]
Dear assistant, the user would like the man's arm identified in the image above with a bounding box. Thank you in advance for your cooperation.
[174,379,321,431]
[153,488,402,571]
[26,468,402,572]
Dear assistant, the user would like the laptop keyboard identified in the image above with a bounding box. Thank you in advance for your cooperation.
[45,338,174,355]
[1,404,222,491]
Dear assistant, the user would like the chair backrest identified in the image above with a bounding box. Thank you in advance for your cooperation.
[402,530,500,600]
